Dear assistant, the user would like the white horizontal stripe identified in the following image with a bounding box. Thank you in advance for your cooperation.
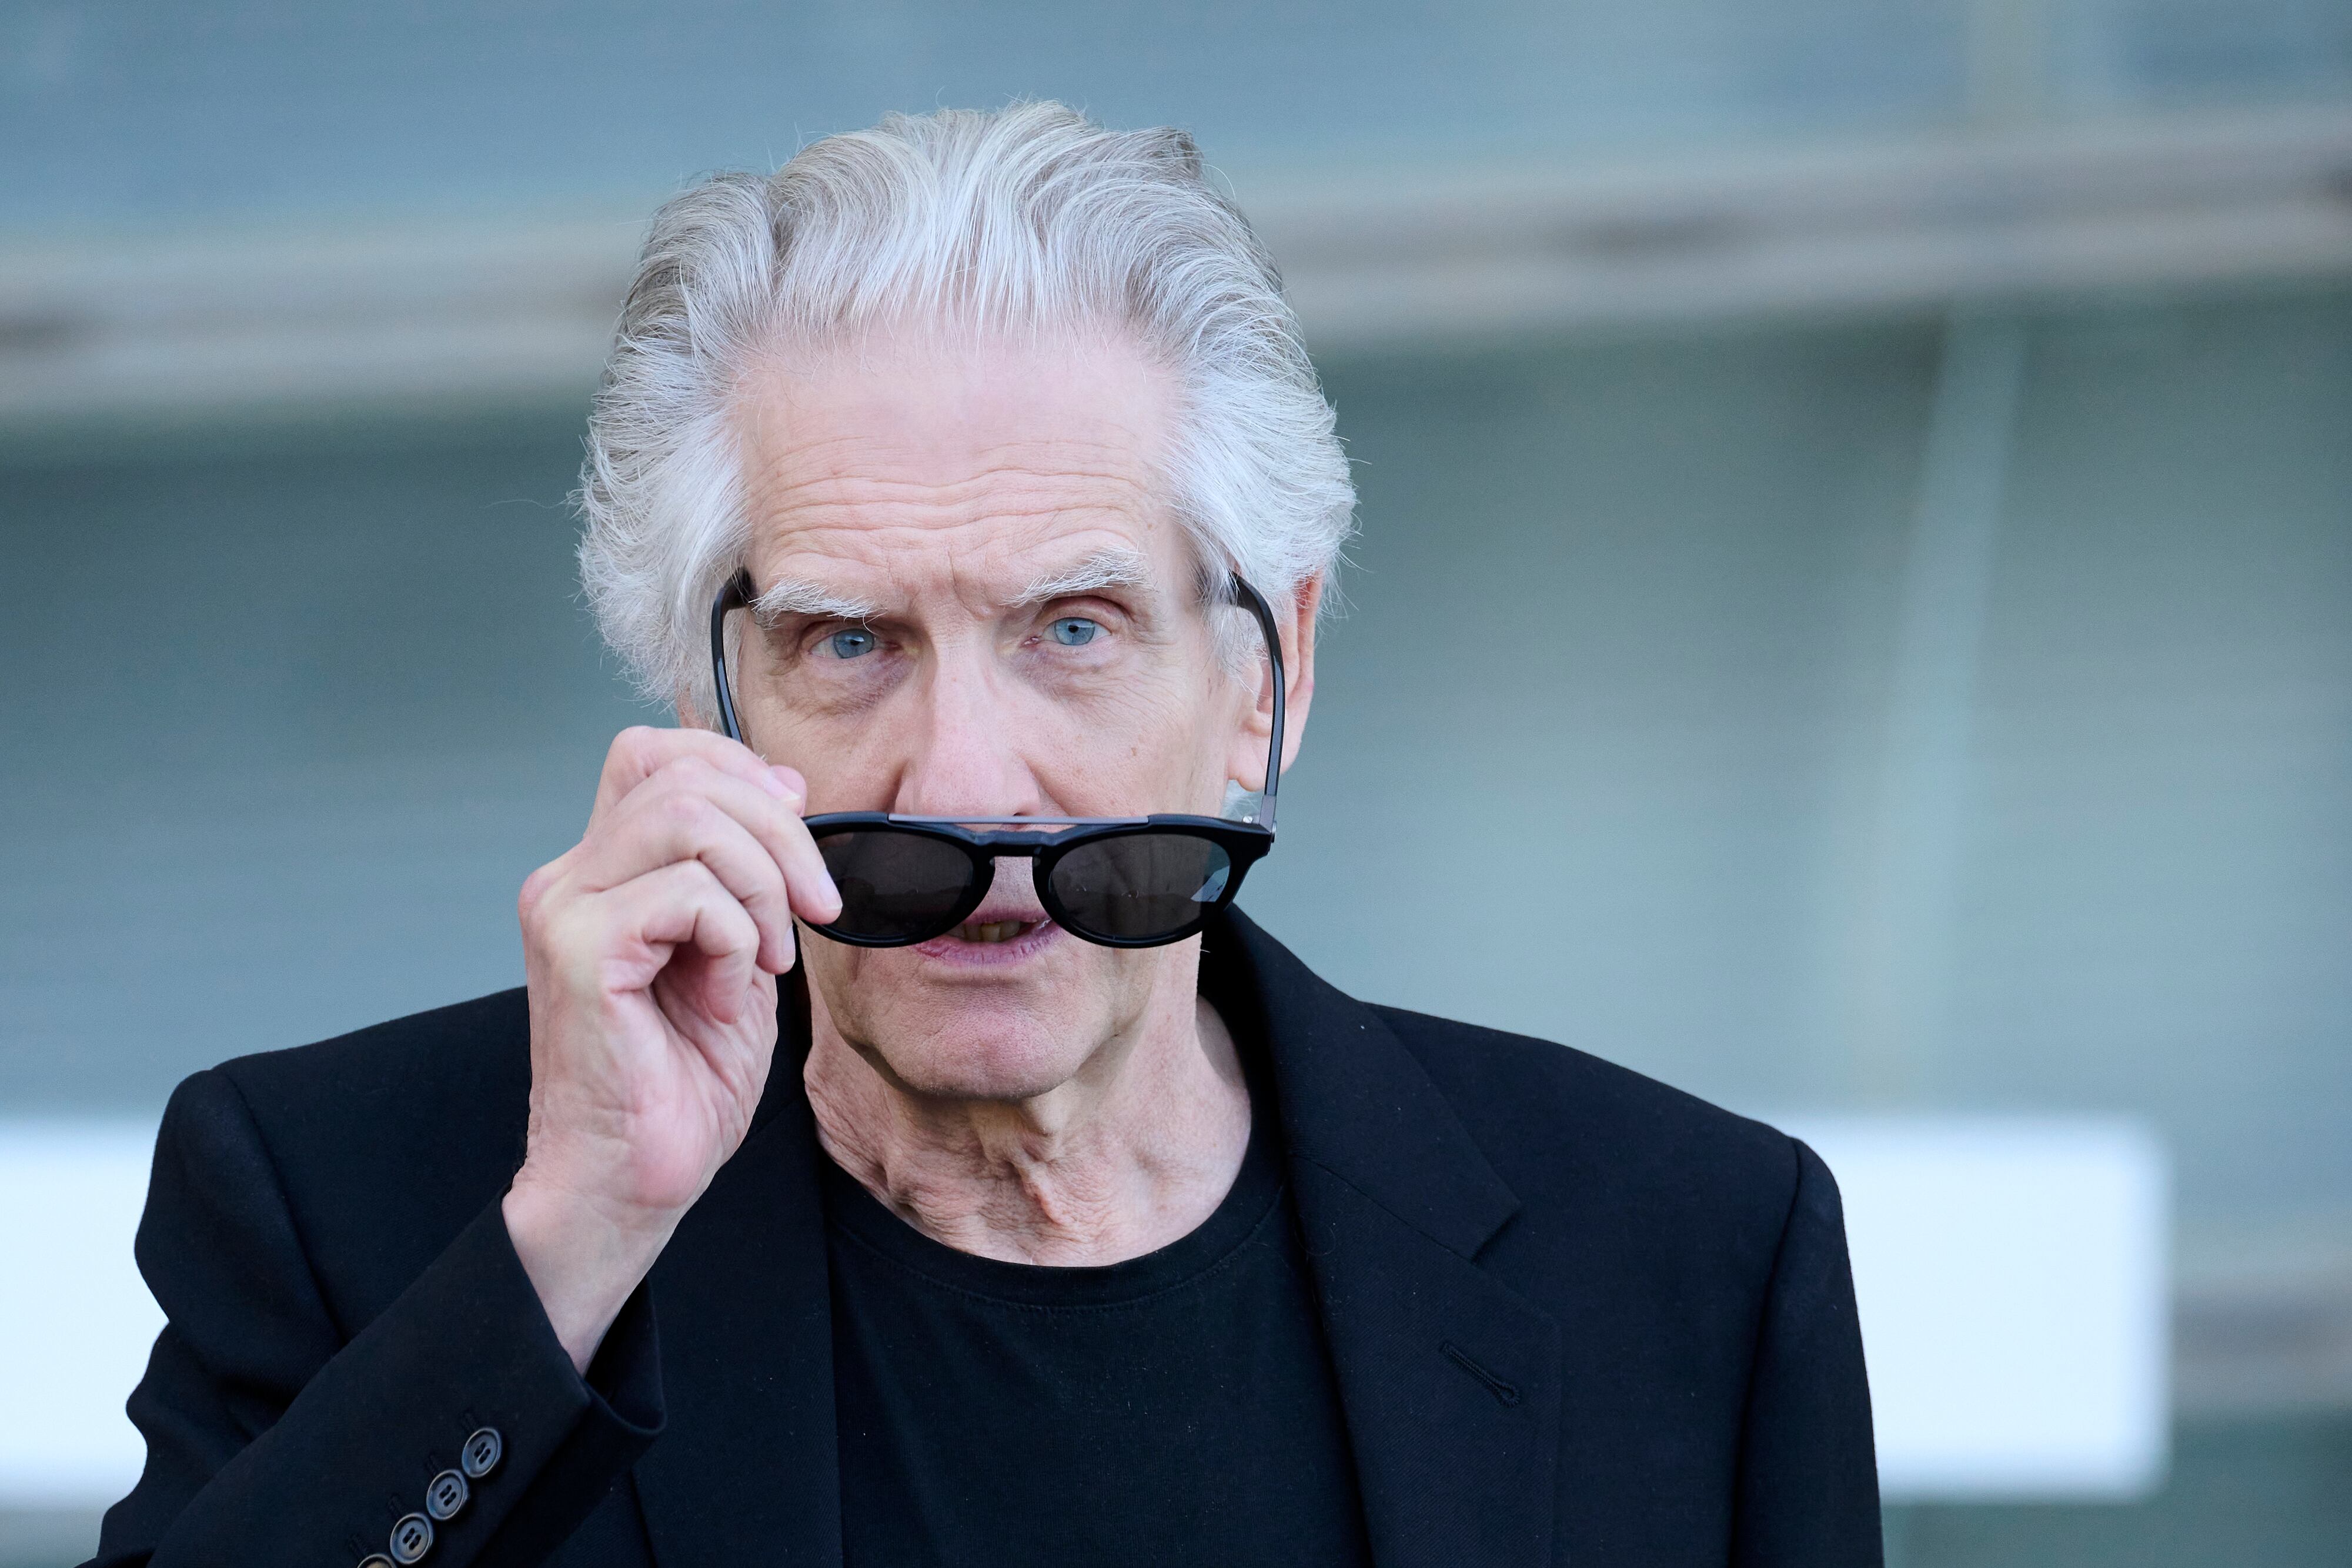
[2,109,2348,428]
[0,1121,164,1507]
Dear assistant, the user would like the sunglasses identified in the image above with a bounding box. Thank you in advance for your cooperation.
[709,568,1284,950]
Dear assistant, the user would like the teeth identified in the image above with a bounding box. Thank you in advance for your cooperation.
[957,920,1026,944]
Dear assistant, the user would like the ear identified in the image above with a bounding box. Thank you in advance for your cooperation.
[677,682,742,743]
[1227,573,1323,792]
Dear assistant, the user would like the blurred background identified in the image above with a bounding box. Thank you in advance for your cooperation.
[2,2,2349,1564]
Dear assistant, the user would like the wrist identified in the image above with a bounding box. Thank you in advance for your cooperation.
[502,1174,678,1374]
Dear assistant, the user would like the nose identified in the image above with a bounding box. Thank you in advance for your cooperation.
[891,641,1045,820]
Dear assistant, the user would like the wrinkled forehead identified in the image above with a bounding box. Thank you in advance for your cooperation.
[734,323,1193,616]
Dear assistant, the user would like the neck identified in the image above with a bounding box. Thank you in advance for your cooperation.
[802,982,1252,1266]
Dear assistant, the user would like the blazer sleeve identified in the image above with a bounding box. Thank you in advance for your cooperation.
[88,1068,664,1568]
[1729,1138,1884,1568]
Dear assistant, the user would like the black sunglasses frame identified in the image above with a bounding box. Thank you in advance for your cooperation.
[707,566,1287,950]
[786,814,1275,949]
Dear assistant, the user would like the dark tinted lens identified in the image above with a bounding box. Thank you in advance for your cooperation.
[1046,833,1233,942]
[816,830,980,942]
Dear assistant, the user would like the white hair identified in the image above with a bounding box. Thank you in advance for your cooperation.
[574,101,1355,721]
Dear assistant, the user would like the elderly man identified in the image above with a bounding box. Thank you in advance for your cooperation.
[94,105,1878,1568]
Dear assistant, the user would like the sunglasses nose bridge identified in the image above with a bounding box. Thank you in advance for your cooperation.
[968,845,1046,911]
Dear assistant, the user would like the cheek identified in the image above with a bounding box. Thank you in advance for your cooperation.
[753,697,918,813]
[1043,681,1231,813]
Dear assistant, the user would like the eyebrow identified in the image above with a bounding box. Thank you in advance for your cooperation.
[1013,546,1155,608]
[747,544,1156,627]
[749,577,884,626]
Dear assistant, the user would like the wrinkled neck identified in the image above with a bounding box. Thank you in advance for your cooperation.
[802,987,1251,1266]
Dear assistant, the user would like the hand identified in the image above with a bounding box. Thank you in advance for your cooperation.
[502,726,841,1370]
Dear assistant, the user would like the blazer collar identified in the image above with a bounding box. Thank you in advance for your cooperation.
[1200,908,1520,1259]
[1205,910,1562,1568]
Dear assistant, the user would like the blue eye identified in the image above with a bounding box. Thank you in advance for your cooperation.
[824,627,877,659]
[1048,617,1100,647]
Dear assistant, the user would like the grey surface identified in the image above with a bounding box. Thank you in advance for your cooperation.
[0,417,647,1100]
[1256,294,2352,1228]
[4,292,2348,1564]
[6,1,2350,236]
[1941,300,2352,1216]
[0,0,1967,232]
[1888,1412,2352,1567]
[6,293,2350,1234]
[1255,321,1943,1114]
[0,1507,101,1568]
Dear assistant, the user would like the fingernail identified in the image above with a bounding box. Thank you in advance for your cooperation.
[756,768,790,799]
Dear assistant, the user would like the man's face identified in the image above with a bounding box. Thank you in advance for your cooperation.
[729,326,1295,1102]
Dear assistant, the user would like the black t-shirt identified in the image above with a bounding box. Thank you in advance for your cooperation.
[821,1031,1372,1567]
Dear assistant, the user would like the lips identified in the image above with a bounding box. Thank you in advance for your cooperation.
[913,911,1060,965]
[948,892,1049,945]
[954,918,1039,944]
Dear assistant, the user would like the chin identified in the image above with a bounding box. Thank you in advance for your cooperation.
[880,1028,1090,1102]
[807,938,1137,1103]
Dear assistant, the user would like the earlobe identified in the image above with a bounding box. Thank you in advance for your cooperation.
[1224,687,1274,795]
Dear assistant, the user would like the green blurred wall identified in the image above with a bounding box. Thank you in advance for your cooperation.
[4,288,2348,1567]
[7,293,2349,1232]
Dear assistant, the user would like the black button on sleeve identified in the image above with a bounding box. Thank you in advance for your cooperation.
[389,1511,434,1563]
[425,1467,469,1520]
[460,1426,504,1480]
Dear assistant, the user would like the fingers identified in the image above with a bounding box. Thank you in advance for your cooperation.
[572,754,841,959]
[589,726,793,830]
[717,765,839,927]
[537,729,841,1017]
[590,731,838,924]
[579,783,797,972]
[601,860,766,1025]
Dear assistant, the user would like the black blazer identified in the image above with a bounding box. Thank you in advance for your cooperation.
[92,910,1880,1568]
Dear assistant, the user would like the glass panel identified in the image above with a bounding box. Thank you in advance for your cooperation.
[1047,834,1232,940]
[814,831,976,941]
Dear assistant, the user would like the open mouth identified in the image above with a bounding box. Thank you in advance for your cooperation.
[953,918,1043,945]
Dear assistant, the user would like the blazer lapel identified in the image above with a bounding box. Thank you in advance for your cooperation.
[634,975,842,1566]
[1208,911,1562,1568]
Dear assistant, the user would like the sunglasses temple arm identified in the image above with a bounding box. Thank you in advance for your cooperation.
[710,570,751,745]
[1229,574,1285,831]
